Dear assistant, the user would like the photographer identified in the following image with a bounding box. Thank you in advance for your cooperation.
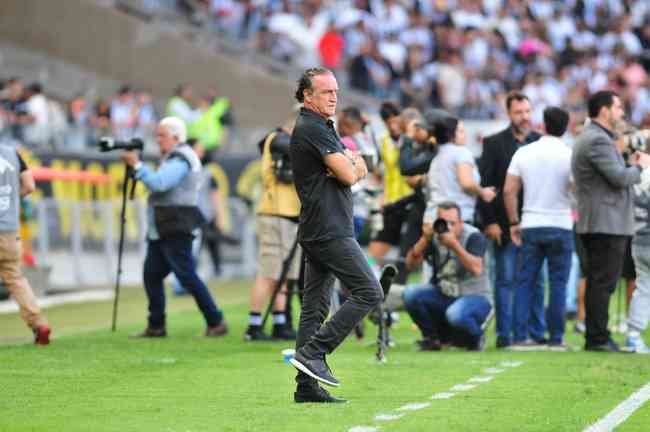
[121,117,227,338]
[403,201,492,351]
[244,111,301,341]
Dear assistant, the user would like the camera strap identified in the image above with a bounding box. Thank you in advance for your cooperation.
[430,242,451,286]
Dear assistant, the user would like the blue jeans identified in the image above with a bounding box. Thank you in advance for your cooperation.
[514,228,574,344]
[144,235,223,328]
[404,283,492,339]
[493,241,546,344]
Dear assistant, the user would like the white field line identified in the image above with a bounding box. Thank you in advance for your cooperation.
[431,392,455,399]
[583,381,650,432]
[374,414,405,421]
[450,384,476,392]
[349,361,524,432]
[0,290,114,314]
[468,376,494,383]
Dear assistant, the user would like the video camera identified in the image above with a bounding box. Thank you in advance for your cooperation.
[99,137,144,153]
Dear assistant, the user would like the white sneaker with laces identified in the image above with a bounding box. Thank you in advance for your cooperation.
[625,335,650,354]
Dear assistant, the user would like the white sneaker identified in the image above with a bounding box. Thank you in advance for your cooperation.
[574,321,586,334]
[625,335,650,354]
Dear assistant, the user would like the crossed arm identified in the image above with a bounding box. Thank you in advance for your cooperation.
[324,149,368,186]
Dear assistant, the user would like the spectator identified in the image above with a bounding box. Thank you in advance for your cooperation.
[22,83,49,147]
[478,91,547,349]
[572,90,650,352]
[504,106,574,351]
[110,85,137,141]
[627,157,650,353]
[425,114,496,223]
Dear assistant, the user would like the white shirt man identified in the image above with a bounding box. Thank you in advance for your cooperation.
[503,107,574,349]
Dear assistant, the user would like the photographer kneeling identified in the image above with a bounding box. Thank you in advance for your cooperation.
[121,117,227,338]
[403,201,492,351]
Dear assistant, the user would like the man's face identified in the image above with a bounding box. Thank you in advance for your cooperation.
[605,96,625,130]
[156,125,178,155]
[304,73,338,118]
[385,115,402,139]
[508,99,532,135]
[437,207,463,238]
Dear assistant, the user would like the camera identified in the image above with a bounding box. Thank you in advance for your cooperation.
[433,218,449,235]
[99,137,144,152]
[364,186,383,233]
[269,131,294,184]
[622,129,650,159]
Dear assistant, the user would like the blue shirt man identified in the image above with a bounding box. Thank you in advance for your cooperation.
[121,116,227,338]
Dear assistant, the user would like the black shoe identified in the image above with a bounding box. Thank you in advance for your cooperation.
[468,334,486,352]
[586,338,620,352]
[289,351,340,387]
[272,324,297,340]
[294,386,348,403]
[131,327,167,338]
[496,337,510,349]
[417,337,441,351]
[244,326,271,341]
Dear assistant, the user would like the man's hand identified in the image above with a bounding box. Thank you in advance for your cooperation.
[484,223,503,246]
[406,174,425,188]
[422,222,434,241]
[437,230,458,248]
[632,152,650,170]
[121,150,140,167]
[344,149,368,180]
[510,224,522,246]
[479,186,497,203]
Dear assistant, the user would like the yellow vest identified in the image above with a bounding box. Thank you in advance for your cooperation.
[256,131,301,218]
[380,134,412,204]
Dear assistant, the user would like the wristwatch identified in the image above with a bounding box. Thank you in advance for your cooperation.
[509,220,520,226]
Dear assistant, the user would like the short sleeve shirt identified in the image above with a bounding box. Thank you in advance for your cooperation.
[290,108,354,242]
[425,227,490,298]
[427,144,480,221]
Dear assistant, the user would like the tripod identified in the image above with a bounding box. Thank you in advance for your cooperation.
[260,237,300,330]
[111,164,138,332]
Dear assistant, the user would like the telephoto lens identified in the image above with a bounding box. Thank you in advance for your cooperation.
[433,218,449,234]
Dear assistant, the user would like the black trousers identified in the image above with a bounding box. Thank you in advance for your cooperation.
[580,233,629,346]
[295,236,382,387]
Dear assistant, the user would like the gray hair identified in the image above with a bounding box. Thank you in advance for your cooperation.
[159,116,187,142]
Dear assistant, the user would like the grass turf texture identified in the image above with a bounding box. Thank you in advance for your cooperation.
[1,280,650,431]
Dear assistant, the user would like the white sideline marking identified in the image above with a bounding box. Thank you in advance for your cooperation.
[349,427,378,432]
[500,361,524,368]
[431,392,455,399]
[468,376,494,383]
[397,402,430,411]
[0,290,113,314]
[374,413,404,421]
[583,382,650,432]
[483,367,505,374]
[450,384,476,391]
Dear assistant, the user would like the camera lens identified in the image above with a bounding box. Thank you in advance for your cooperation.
[433,218,448,234]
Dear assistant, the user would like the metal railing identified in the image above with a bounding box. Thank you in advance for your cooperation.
[30,197,256,290]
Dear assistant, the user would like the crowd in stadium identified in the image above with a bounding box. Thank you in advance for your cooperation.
[197,0,650,124]
[0,78,235,155]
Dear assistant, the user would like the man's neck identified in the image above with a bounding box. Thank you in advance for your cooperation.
[303,103,328,119]
[511,125,528,142]
[592,118,613,132]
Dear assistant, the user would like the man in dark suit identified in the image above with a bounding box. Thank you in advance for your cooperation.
[572,90,650,351]
[478,91,546,348]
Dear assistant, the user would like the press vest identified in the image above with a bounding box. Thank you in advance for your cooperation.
[0,146,22,232]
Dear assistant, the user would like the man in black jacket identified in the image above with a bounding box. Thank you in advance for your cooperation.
[477,92,545,348]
